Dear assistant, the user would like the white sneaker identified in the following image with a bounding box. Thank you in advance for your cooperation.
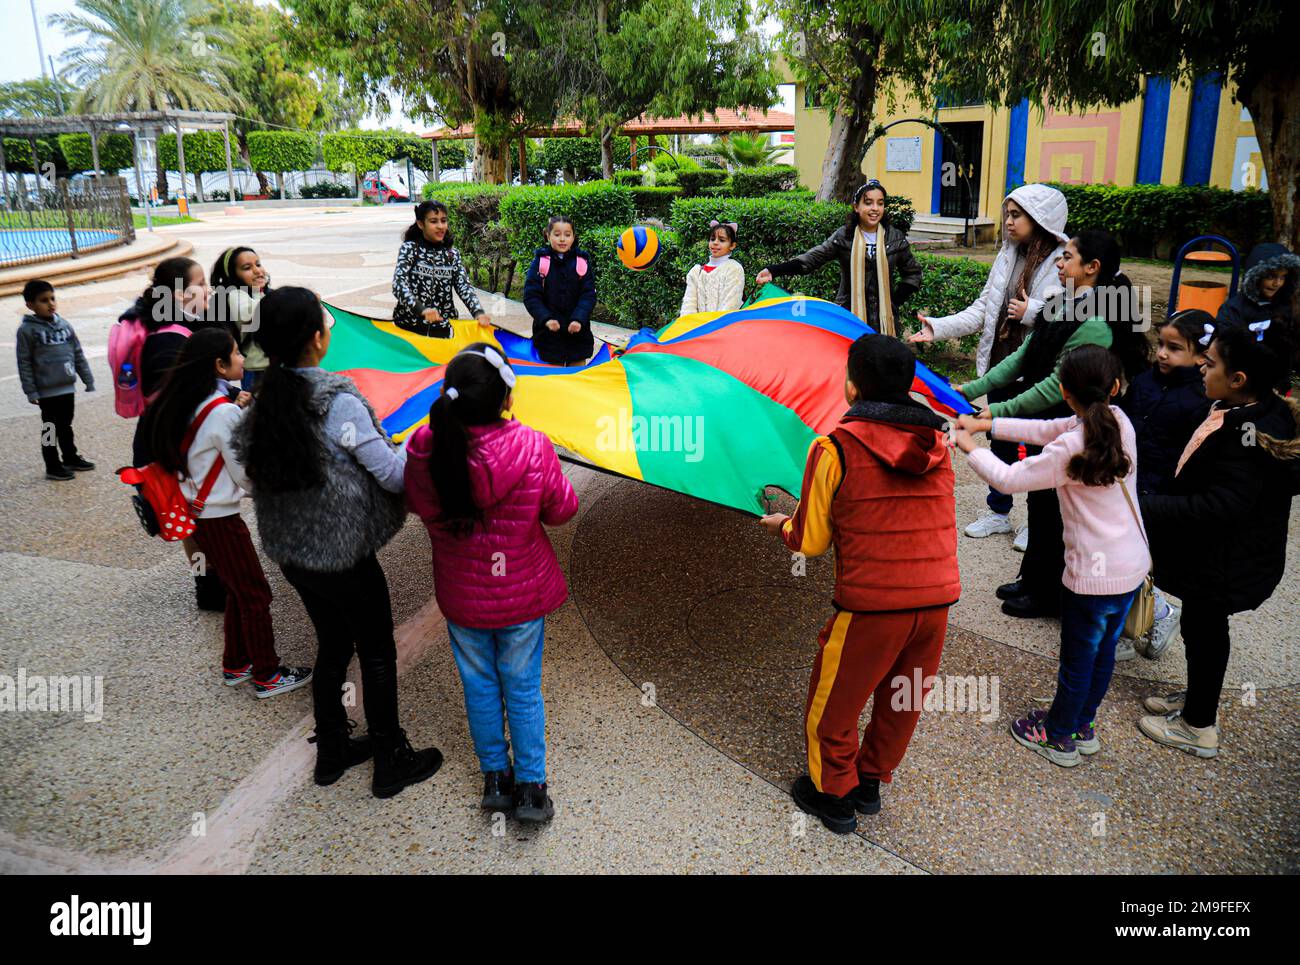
[1013,525,1029,552]
[1142,602,1182,659]
[1138,712,1219,758]
[1115,637,1137,661]
[964,512,1012,538]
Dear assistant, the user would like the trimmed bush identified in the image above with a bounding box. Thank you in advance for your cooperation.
[676,168,728,197]
[731,164,801,197]
[586,224,685,329]
[1046,182,1274,257]
[248,131,316,174]
[499,181,635,266]
[699,182,732,198]
[613,170,643,186]
[2,137,64,174]
[57,133,134,173]
[630,186,681,221]
[299,180,353,199]
[157,131,228,173]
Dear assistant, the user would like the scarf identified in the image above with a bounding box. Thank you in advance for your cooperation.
[850,226,894,336]
[1174,405,1229,477]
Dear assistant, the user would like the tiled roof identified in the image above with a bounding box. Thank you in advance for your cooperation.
[422,108,794,140]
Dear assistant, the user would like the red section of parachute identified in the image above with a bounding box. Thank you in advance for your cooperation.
[624,317,850,434]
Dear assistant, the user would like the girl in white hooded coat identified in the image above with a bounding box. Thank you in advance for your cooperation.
[911,182,1069,540]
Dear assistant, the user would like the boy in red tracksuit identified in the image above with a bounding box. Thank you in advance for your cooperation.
[761,333,960,834]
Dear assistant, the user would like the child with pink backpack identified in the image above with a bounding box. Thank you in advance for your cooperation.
[523,215,596,365]
[404,343,578,823]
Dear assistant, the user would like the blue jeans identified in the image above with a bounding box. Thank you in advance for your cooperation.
[446,618,547,783]
[1046,587,1138,741]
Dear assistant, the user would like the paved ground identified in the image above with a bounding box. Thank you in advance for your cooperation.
[1,207,1295,874]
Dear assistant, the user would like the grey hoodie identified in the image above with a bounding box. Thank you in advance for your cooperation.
[16,312,95,402]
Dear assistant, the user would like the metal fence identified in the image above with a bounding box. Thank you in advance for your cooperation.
[0,176,135,270]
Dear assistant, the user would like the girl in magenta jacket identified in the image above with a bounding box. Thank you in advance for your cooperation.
[404,342,577,824]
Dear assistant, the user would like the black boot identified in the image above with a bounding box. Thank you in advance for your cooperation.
[372,729,443,799]
[996,578,1026,601]
[791,774,857,834]
[482,768,515,810]
[849,777,881,815]
[310,719,373,787]
[194,572,227,612]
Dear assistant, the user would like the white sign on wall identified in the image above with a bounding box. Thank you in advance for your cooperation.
[885,136,923,172]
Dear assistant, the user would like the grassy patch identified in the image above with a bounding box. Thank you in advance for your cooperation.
[133,214,198,227]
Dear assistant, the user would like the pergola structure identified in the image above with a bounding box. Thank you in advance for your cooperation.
[0,110,240,216]
[421,108,795,181]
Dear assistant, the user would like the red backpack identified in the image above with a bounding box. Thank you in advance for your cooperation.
[116,397,232,541]
[107,312,190,418]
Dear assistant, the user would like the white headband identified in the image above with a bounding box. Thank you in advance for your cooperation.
[1248,319,1271,342]
[459,345,516,389]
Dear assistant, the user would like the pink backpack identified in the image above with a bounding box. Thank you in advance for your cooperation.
[108,312,189,418]
[538,254,588,281]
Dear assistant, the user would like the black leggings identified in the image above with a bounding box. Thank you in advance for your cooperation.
[281,553,400,738]
[1017,448,1065,610]
[1180,600,1231,728]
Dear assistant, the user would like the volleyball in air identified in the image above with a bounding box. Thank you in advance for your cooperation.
[616,225,661,271]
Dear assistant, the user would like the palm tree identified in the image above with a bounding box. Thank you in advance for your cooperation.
[50,0,238,198]
[712,132,783,169]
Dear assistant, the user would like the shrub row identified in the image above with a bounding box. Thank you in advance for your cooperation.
[1046,182,1274,257]
[730,164,800,197]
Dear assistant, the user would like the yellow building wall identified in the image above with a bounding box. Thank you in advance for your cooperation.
[788,66,1259,219]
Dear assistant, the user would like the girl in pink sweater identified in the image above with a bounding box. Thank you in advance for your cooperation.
[955,345,1151,767]
[404,342,578,823]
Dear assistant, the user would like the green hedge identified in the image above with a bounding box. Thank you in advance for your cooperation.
[731,164,801,197]
[613,170,643,186]
[157,131,228,172]
[57,133,133,173]
[2,137,64,173]
[676,168,729,197]
[247,131,316,173]
[299,181,353,199]
[1046,182,1274,257]
[586,224,685,329]
[630,186,681,221]
[499,181,635,266]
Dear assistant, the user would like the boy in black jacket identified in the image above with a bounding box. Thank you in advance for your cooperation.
[16,280,95,480]
[523,216,597,366]
[1138,323,1299,759]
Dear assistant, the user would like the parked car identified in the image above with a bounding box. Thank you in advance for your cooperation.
[361,176,409,203]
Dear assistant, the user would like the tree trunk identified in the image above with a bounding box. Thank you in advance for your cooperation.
[1241,70,1300,251]
[1240,67,1300,323]
[814,37,881,203]
[474,135,509,184]
[154,147,168,204]
[600,123,615,180]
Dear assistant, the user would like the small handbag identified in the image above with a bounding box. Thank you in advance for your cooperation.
[1119,482,1156,640]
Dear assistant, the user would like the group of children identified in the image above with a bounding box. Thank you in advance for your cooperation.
[390,199,747,364]
[14,185,1298,837]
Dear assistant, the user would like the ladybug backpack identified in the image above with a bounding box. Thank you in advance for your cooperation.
[116,397,232,541]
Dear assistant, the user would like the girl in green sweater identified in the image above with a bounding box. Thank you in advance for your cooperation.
[959,229,1147,618]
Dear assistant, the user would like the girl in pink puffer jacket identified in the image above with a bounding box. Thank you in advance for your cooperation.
[404,343,577,824]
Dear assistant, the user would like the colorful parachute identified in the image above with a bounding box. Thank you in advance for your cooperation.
[321,284,972,515]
